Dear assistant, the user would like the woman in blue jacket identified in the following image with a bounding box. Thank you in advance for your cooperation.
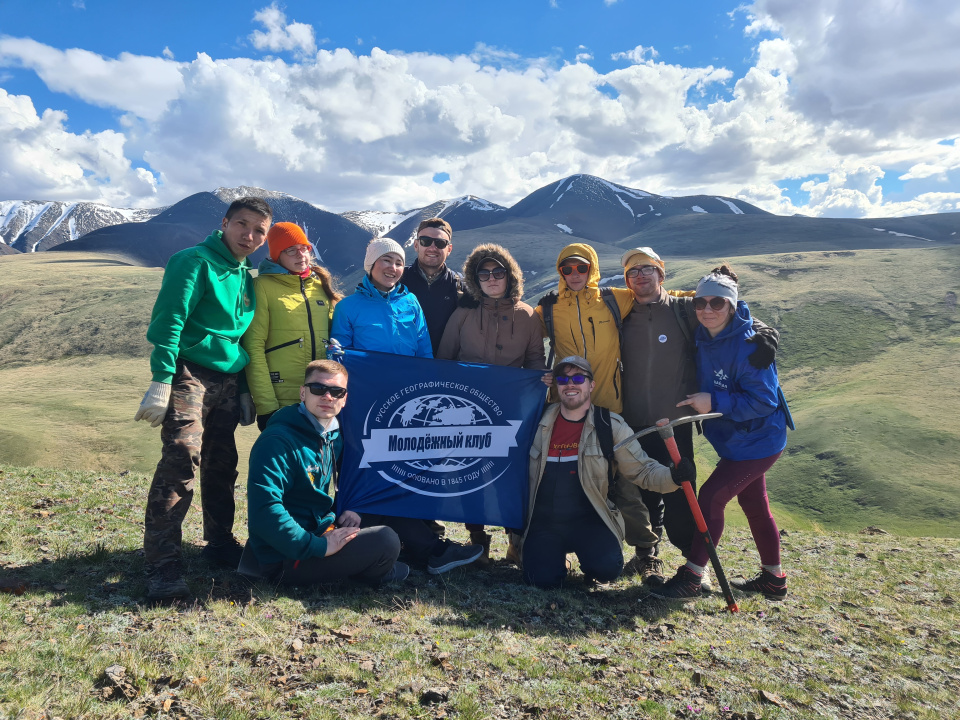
[652,265,790,601]
[331,238,433,357]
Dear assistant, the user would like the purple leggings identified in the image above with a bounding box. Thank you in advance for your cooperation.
[688,452,783,568]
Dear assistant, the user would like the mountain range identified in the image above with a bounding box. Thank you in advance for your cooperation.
[2,175,959,282]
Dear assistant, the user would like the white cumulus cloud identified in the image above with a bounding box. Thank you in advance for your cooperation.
[249,3,317,57]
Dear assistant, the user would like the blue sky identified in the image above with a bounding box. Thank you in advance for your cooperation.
[1,0,958,216]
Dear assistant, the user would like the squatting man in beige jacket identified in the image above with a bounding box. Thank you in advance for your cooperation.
[516,355,697,588]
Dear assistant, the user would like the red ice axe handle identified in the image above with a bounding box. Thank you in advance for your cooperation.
[660,427,739,614]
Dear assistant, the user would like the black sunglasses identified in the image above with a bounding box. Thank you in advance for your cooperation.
[304,382,347,399]
[560,264,590,276]
[555,374,590,385]
[477,267,507,281]
[693,297,729,312]
[418,235,450,250]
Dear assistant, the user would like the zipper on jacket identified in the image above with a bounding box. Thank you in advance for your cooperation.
[301,276,318,360]
[265,337,303,354]
[588,316,596,344]
[575,296,587,354]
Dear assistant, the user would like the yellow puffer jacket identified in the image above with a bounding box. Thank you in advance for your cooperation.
[242,265,333,415]
[535,243,634,413]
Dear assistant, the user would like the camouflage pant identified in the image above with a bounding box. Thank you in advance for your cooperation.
[143,360,240,569]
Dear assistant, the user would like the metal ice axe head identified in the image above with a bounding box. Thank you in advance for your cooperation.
[612,413,722,452]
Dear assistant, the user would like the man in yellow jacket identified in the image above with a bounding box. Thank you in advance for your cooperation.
[535,243,635,414]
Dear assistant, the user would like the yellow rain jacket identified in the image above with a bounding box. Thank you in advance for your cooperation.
[535,243,635,413]
[242,262,334,415]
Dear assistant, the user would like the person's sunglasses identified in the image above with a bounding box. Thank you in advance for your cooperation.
[625,265,659,279]
[477,267,507,281]
[693,297,729,312]
[560,264,590,276]
[418,235,450,250]
[555,374,590,385]
[304,382,347,399]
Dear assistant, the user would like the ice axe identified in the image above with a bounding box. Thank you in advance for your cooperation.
[614,413,739,613]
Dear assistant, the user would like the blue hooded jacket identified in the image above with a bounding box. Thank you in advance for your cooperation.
[247,403,343,565]
[330,274,433,357]
[696,300,788,461]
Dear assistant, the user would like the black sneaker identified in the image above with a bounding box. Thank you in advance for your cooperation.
[146,563,189,600]
[427,540,484,575]
[624,553,665,585]
[648,565,702,601]
[731,569,787,600]
[379,561,410,585]
[200,536,245,569]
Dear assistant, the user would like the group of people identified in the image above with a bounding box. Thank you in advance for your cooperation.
[135,196,792,604]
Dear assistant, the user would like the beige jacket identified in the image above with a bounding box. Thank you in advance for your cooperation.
[522,403,678,544]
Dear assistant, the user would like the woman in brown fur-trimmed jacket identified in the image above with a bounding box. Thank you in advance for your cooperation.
[437,244,547,564]
[437,243,547,370]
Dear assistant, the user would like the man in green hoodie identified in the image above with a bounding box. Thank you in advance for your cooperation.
[135,197,272,600]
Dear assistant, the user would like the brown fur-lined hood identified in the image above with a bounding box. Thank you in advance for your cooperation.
[459,243,524,307]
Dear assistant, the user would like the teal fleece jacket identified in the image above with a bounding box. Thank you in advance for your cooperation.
[246,403,342,565]
[146,232,256,383]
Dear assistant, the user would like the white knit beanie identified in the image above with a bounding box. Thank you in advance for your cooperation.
[363,238,405,274]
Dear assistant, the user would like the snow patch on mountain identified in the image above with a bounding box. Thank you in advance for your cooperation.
[715,198,744,215]
[615,195,635,217]
[691,206,707,213]
[556,223,573,234]
[343,209,420,237]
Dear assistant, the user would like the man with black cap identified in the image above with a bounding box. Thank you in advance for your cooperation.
[616,247,779,585]
[516,355,695,589]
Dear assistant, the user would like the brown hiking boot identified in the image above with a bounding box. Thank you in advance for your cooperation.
[469,531,492,567]
[624,553,665,585]
[505,535,522,567]
[146,563,189,600]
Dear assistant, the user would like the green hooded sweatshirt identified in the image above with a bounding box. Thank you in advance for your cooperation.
[147,232,257,383]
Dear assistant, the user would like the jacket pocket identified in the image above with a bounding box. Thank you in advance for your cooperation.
[181,332,242,370]
[265,338,303,354]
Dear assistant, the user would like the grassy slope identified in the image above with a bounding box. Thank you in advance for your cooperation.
[1,246,959,535]
[1,465,958,720]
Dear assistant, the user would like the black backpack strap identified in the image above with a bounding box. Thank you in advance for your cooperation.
[672,297,697,359]
[599,288,623,342]
[538,291,559,366]
[593,405,616,499]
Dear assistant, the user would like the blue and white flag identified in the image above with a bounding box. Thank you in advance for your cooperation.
[337,349,546,528]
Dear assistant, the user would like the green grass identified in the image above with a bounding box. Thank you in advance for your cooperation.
[2,465,959,720]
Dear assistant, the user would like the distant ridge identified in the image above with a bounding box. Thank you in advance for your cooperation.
[2,177,958,281]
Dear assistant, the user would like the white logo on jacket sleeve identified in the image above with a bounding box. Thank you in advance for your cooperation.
[713,368,729,389]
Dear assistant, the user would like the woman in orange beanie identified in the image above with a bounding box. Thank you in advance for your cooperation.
[242,222,343,430]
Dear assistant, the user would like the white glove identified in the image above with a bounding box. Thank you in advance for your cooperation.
[239,392,256,426]
[134,382,171,428]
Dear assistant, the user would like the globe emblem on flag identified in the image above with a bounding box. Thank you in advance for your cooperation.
[388,394,492,472]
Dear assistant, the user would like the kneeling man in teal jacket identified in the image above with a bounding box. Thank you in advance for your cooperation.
[245,359,409,587]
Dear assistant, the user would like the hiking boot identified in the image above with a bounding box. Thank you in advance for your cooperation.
[379,561,410,585]
[504,536,522,567]
[427,540,484,575]
[700,570,714,594]
[624,553,665,585]
[648,566,702,601]
[146,563,189,600]
[469,531,492,567]
[200,536,245,569]
[731,569,787,600]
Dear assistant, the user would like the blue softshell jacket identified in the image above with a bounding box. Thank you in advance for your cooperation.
[696,300,788,461]
[330,274,433,357]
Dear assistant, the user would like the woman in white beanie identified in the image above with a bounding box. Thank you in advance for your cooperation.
[330,238,433,357]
